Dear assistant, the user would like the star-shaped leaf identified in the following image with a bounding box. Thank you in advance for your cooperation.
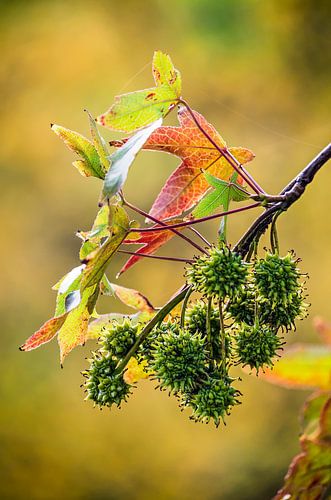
[97,50,181,132]
[119,106,255,220]
[193,171,250,218]
[145,107,255,219]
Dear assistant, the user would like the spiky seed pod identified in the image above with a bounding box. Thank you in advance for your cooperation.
[137,321,177,363]
[185,300,220,334]
[228,286,257,326]
[260,292,309,332]
[186,246,249,299]
[150,324,208,393]
[83,352,132,408]
[186,372,241,427]
[235,323,284,373]
[254,252,304,307]
[101,320,138,359]
[185,300,230,360]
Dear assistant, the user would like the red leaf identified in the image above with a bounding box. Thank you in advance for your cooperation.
[141,107,255,219]
[118,225,178,275]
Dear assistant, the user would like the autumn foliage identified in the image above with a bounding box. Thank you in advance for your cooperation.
[20,51,330,498]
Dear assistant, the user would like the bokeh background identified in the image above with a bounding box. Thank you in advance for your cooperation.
[1,0,330,498]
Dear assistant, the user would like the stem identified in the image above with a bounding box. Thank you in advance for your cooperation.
[188,226,212,248]
[115,285,189,374]
[121,196,207,254]
[246,235,260,263]
[270,211,281,254]
[251,194,285,203]
[218,300,227,376]
[180,286,193,328]
[179,99,265,195]
[118,249,193,264]
[129,203,261,233]
[235,143,331,257]
[206,297,214,368]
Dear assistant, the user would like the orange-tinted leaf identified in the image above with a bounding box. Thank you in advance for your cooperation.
[19,314,67,351]
[275,392,331,499]
[260,344,331,390]
[21,284,99,364]
[313,316,331,345]
[118,224,178,275]
[141,106,254,219]
[111,283,155,312]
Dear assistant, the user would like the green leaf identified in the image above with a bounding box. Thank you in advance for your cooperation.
[192,184,229,219]
[97,51,181,132]
[152,50,182,95]
[99,274,115,296]
[58,284,99,365]
[52,265,85,316]
[52,264,85,292]
[80,204,130,291]
[78,205,110,260]
[51,124,105,179]
[85,109,110,175]
[260,344,331,390]
[192,171,249,218]
[101,118,162,202]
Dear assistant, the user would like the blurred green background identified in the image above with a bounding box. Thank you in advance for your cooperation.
[1,0,330,498]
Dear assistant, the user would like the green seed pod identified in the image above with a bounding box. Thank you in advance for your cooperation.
[150,324,208,393]
[228,286,257,326]
[260,292,309,331]
[186,300,220,334]
[186,371,241,427]
[185,300,231,361]
[83,352,132,408]
[254,252,304,307]
[235,323,284,373]
[138,321,177,363]
[186,246,249,300]
[101,319,138,359]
